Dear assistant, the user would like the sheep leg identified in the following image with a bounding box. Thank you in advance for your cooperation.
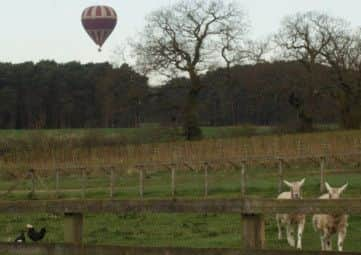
[323,233,332,251]
[320,235,325,251]
[338,229,347,251]
[296,219,305,249]
[326,237,332,251]
[286,224,295,247]
[276,214,282,240]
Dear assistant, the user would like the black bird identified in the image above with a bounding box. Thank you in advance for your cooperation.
[14,231,26,243]
[26,224,46,242]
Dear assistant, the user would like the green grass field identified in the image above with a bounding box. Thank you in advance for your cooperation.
[0,165,360,251]
[0,124,340,146]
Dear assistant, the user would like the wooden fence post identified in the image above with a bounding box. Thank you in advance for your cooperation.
[204,162,209,198]
[359,138,361,165]
[320,157,325,193]
[139,166,144,199]
[29,169,35,196]
[241,161,246,197]
[171,165,176,198]
[278,158,283,193]
[64,213,83,244]
[81,168,86,199]
[110,168,115,198]
[242,213,265,249]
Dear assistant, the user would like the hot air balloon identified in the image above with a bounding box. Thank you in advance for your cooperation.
[81,5,117,51]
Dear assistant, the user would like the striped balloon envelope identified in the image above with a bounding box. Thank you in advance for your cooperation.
[81,5,117,51]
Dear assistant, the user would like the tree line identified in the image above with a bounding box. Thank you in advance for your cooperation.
[0,61,147,129]
[0,59,341,130]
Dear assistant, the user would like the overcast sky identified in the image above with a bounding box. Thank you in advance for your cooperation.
[1,0,360,65]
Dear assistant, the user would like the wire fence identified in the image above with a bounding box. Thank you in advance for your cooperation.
[0,151,359,200]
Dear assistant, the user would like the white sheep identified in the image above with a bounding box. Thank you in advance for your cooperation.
[312,182,348,251]
[276,178,306,249]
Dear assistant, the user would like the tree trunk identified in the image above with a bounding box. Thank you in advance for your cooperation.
[289,92,314,132]
[184,69,202,140]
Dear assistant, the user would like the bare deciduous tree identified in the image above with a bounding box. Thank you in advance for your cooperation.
[133,0,248,139]
[320,27,361,128]
[220,36,270,71]
[275,12,337,68]
[219,24,249,75]
[275,11,360,129]
[275,11,339,131]
[244,39,271,64]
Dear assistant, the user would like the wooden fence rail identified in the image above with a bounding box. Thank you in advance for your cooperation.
[0,243,240,255]
[0,198,360,214]
[2,243,361,255]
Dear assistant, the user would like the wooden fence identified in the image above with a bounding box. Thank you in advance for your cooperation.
[0,198,361,255]
[5,151,360,199]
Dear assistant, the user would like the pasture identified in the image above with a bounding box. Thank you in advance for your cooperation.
[0,128,360,252]
[0,164,360,251]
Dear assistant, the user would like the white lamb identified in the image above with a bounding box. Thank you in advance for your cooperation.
[276,178,306,249]
[312,182,348,251]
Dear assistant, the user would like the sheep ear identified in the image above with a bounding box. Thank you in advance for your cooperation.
[299,178,306,187]
[325,182,332,192]
[283,180,292,187]
[339,183,348,194]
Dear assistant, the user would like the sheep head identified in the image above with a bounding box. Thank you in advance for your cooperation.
[283,178,305,199]
[325,182,348,199]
